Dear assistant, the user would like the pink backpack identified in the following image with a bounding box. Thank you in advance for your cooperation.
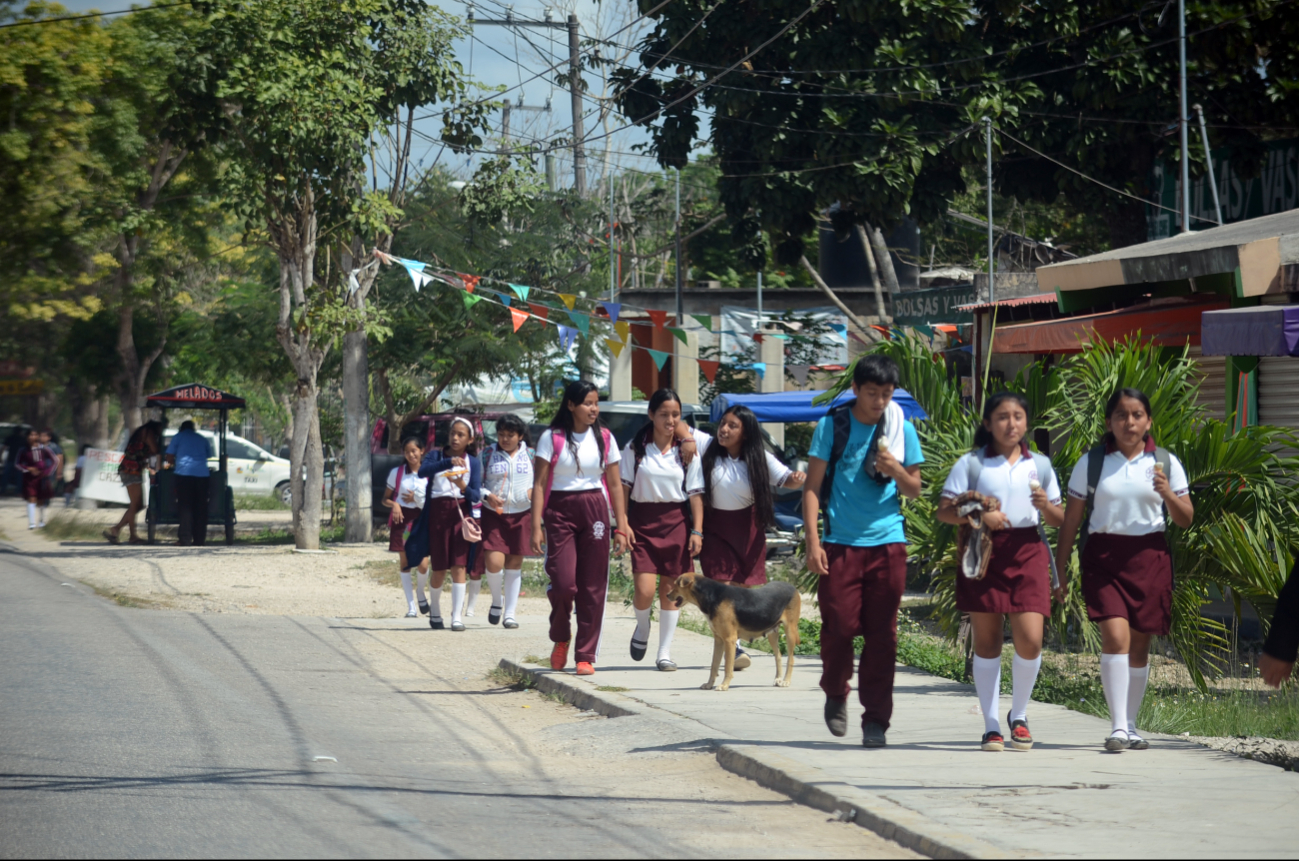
[542,426,614,511]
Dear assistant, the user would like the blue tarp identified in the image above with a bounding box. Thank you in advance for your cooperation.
[709,388,928,424]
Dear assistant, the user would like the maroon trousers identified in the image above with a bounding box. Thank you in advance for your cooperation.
[544,489,610,663]
[818,542,908,731]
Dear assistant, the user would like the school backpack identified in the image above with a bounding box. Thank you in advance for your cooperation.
[965,449,1061,589]
[1078,442,1172,551]
[541,426,615,512]
[819,400,891,537]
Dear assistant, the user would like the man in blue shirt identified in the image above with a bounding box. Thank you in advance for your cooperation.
[804,355,924,747]
[164,421,212,546]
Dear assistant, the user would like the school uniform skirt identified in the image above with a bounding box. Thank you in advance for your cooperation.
[628,500,694,577]
[22,473,51,502]
[388,505,423,554]
[482,508,533,556]
[1081,532,1173,636]
[956,527,1052,616]
[700,506,767,586]
[424,496,472,571]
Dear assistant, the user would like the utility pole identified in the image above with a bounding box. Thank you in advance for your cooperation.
[1194,104,1223,226]
[674,168,683,323]
[983,117,995,305]
[609,166,616,301]
[1179,0,1191,233]
[467,6,584,194]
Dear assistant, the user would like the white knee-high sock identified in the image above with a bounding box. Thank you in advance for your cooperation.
[1100,653,1130,734]
[450,582,466,624]
[973,655,1002,733]
[1127,664,1150,733]
[486,569,504,609]
[428,582,442,620]
[464,579,481,615]
[502,569,522,620]
[27,503,37,527]
[633,606,652,644]
[656,610,679,661]
[399,569,416,612]
[1010,653,1042,722]
[417,569,429,605]
[37,505,45,526]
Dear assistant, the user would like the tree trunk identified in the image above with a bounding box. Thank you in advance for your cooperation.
[341,327,372,542]
[797,255,876,341]
[288,374,323,549]
[69,385,111,450]
[855,223,889,319]
[868,226,901,295]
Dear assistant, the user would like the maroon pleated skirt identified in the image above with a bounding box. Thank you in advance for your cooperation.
[700,506,767,586]
[1082,532,1173,635]
[388,505,422,554]
[956,527,1052,615]
[482,508,533,556]
[628,500,694,577]
[22,474,51,503]
[426,496,471,571]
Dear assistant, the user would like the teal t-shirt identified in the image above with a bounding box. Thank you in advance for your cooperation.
[809,413,924,547]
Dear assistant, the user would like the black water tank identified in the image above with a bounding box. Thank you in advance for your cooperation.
[818,216,920,291]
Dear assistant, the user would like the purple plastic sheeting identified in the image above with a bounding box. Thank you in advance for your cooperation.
[1201,305,1299,357]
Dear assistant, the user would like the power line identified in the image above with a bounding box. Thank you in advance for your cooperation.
[0,1,193,30]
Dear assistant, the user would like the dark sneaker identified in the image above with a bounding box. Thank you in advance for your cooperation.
[862,722,887,748]
[1104,730,1130,752]
[733,648,751,671]
[1007,712,1033,750]
[824,697,848,738]
[981,730,1005,752]
[1127,731,1149,751]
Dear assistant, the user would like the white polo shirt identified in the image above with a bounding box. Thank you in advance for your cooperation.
[386,464,428,509]
[1066,441,1189,535]
[620,438,704,504]
[698,438,793,510]
[942,444,1060,528]
[536,428,620,493]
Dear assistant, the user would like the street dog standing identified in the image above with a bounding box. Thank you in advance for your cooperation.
[666,573,800,691]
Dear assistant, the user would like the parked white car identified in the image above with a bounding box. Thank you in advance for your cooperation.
[163,429,292,502]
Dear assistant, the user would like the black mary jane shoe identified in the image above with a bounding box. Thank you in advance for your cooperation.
[429,617,445,630]
[630,636,648,662]
[488,605,503,625]
[418,599,430,616]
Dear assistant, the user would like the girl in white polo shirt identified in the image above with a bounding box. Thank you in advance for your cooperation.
[1054,387,1194,752]
[383,436,431,618]
[620,388,705,672]
[480,413,534,628]
[940,392,1063,753]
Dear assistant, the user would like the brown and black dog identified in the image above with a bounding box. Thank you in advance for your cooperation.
[666,573,800,691]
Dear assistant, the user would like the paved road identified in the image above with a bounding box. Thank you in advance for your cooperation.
[0,546,911,859]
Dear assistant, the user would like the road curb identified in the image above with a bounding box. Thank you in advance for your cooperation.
[499,657,1009,860]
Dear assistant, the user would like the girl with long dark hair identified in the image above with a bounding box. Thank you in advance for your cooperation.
[620,389,705,671]
[939,392,1063,752]
[104,421,162,545]
[530,381,631,675]
[1054,387,1193,752]
[383,435,432,618]
[406,417,482,632]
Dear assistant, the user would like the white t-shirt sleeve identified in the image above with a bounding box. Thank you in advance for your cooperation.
[690,428,713,453]
[1168,453,1189,496]
[685,451,705,495]
[1042,463,1063,504]
[941,453,972,499]
[534,430,555,462]
[619,441,636,487]
[386,466,400,490]
[764,451,792,487]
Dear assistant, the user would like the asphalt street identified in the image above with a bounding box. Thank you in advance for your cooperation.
[0,545,910,859]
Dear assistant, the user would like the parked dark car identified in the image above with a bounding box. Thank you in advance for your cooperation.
[368,412,509,520]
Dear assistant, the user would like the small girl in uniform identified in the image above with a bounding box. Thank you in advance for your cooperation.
[531,380,631,676]
[18,428,55,529]
[481,413,534,628]
[939,392,1063,752]
[621,389,705,672]
[406,417,482,632]
[383,436,431,618]
[1054,387,1193,752]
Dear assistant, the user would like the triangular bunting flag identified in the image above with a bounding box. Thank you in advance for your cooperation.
[493,291,512,307]
[557,325,577,352]
[407,267,432,291]
[527,303,550,324]
[458,272,479,293]
[698,360,720,384]
[605,338,625,358]
[568,312,589,336]
[691,314,713,331]
[647,348,670,371]
[396,256,426,272]
[348,270,361,294]
[788,364,811,386]
[462,292,482,308]
[599,302,622,323]
[753,333,765,344]
[752,362,766,379]
[509,283,530,302]
[559,293,577,310]
[913,323,935,338]
[510,307,529,332]
[666,327,688,345]
[647,310,669,329]
[615,321,631,342]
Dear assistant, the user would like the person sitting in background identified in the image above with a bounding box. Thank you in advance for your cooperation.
[164,420,212,547]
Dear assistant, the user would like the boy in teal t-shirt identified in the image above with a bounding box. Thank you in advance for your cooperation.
[804,354,924,747]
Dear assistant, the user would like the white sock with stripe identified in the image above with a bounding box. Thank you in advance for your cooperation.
[973,655,1002,733]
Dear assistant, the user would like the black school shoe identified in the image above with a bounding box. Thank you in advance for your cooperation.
[862,723,887,748]
[824,697,848,738]
[418,599,430,616]
[429,617,445,630]
[488,605,502,625]
[630,635,648,662]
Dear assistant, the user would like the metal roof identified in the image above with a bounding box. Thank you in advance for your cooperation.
[957,292,1059,312]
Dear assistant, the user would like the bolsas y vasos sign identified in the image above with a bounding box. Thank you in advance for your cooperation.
[891,284,978,326]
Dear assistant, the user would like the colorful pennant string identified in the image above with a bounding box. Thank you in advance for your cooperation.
[691,314,714,331]
[557,325,577,352]
[666,326,689,345]
[599,301,622,323]
[698,360,720,384]
[462,292,482,308]
[647,348,670,370]
[527,303,550,324]
[458,273,479,293]
[568,312,590,335]
[647,310,669,329]
[605,338,625,358]
[559,293,577,310]
[614,321,630,342]
[510,308,529,332]
[509,283,530,302]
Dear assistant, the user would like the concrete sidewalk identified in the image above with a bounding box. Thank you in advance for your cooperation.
[509,606,1299,859]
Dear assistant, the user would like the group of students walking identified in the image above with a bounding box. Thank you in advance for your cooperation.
[387,356,1199,753]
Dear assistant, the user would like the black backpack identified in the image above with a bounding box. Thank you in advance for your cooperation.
[1078,442,1171,551]
[819,400,891,536]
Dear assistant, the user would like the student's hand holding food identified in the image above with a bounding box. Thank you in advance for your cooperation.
[1152,464,1173,500]
[875,441,903,479]
[1029,478,1048,510]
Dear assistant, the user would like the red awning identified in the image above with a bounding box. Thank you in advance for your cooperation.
[959,292,1059,313]
[992,296,1229,354]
